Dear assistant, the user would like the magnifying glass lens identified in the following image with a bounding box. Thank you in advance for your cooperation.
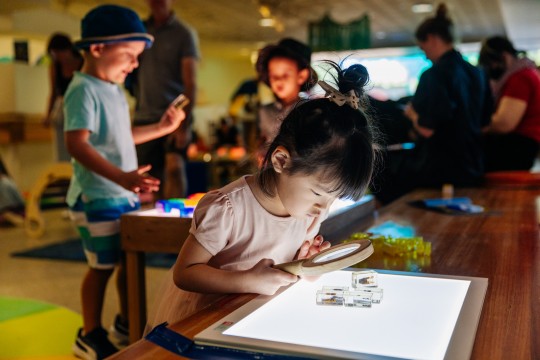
[314,243,360,263]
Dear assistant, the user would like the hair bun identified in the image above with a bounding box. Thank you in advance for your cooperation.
[436,3,450,21]
[320,60,370,100]
[343,64,369,96]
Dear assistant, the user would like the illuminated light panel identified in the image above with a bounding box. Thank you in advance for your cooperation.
[222,271,470,359]
[134,208,181,217]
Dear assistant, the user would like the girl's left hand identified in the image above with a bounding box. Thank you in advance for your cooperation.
[296,235,331,260]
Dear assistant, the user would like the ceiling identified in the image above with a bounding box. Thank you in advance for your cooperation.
[173,0,508,47]
[1,0,540,52]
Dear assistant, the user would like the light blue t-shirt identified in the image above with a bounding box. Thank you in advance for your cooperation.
[64,72,138,206]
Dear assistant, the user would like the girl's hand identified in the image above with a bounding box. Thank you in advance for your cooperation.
[158,105,186,135]
[245,259,298,295]
[296,235,331,260]
[118,164,160,193]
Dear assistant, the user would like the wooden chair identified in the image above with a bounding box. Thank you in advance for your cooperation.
[25,162,72,238]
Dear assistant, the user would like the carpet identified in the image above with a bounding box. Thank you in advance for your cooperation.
[11,239,177,269]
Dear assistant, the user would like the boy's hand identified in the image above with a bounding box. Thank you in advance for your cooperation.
[119,164,160,193]
[245,259,298,295]
[296,235,331,260]
[158,105,186,135]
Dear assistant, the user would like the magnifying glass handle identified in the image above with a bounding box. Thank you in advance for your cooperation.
[273,259,305,275]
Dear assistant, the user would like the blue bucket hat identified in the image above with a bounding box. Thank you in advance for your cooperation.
[74,5,154,49]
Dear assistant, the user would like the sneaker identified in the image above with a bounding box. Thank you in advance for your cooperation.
[109,314,129,345]
[73,327,119,360]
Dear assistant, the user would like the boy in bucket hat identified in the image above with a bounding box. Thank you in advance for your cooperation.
[65,5,185,359]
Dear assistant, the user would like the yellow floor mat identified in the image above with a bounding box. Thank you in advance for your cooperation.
[0,297,81,359]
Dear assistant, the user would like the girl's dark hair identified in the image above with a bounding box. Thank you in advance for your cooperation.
[256,61,381,201]
[478,36,520,67]
[47,33,82,60]
[47,33,74,53]
[415,3,454,44]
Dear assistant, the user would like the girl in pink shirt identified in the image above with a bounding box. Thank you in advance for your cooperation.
[146,61,381,333]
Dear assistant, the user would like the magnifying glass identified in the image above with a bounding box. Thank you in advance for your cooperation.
[273,239,373,276]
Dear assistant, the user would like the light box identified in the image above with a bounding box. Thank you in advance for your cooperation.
[195,270,487,359]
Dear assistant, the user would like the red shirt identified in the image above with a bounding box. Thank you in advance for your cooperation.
[500,67,540,142]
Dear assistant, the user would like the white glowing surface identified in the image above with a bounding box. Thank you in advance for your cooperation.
[315,244,359,263]
[134,208,184,217]
[221,271,470,359]
[328,195,372,217]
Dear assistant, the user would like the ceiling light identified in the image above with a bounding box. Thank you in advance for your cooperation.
[411,3,433,13]
[258,5,271,18]
[259,18,276,27]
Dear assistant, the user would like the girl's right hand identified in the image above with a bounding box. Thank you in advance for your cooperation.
[246,259,298,295]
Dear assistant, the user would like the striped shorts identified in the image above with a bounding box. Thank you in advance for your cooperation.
[70,196,140,269]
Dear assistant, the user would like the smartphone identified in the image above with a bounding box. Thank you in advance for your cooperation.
[171,94,190,109]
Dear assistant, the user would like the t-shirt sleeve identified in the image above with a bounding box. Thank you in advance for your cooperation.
[64,84,97,133]
[189,190,234,256]
[178,22,200,59]
[501,71,533,102]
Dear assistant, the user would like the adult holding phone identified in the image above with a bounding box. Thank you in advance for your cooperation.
[131,0,200,199]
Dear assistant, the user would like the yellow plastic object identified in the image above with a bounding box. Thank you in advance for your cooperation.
[25,162,72,238]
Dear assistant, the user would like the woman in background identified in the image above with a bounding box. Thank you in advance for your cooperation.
[374,3,491,204]
[43,33,83,162]
[479,36,540,171]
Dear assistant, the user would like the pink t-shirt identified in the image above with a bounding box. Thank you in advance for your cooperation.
[145,176,325,333]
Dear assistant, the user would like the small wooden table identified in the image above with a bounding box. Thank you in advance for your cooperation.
[121,209,191,344]
[112,187,540,359]
[120,196,375,343]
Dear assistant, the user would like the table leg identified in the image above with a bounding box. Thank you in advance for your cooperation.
[126,250,146,344]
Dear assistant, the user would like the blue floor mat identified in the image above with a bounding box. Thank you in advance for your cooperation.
[11,239,177,268]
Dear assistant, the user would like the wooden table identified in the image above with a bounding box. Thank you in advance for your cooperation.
[114,186,540,359]
[120,196,375,344]
[121,209,191,344]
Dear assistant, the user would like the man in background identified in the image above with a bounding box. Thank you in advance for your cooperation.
[131,0,199,199]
